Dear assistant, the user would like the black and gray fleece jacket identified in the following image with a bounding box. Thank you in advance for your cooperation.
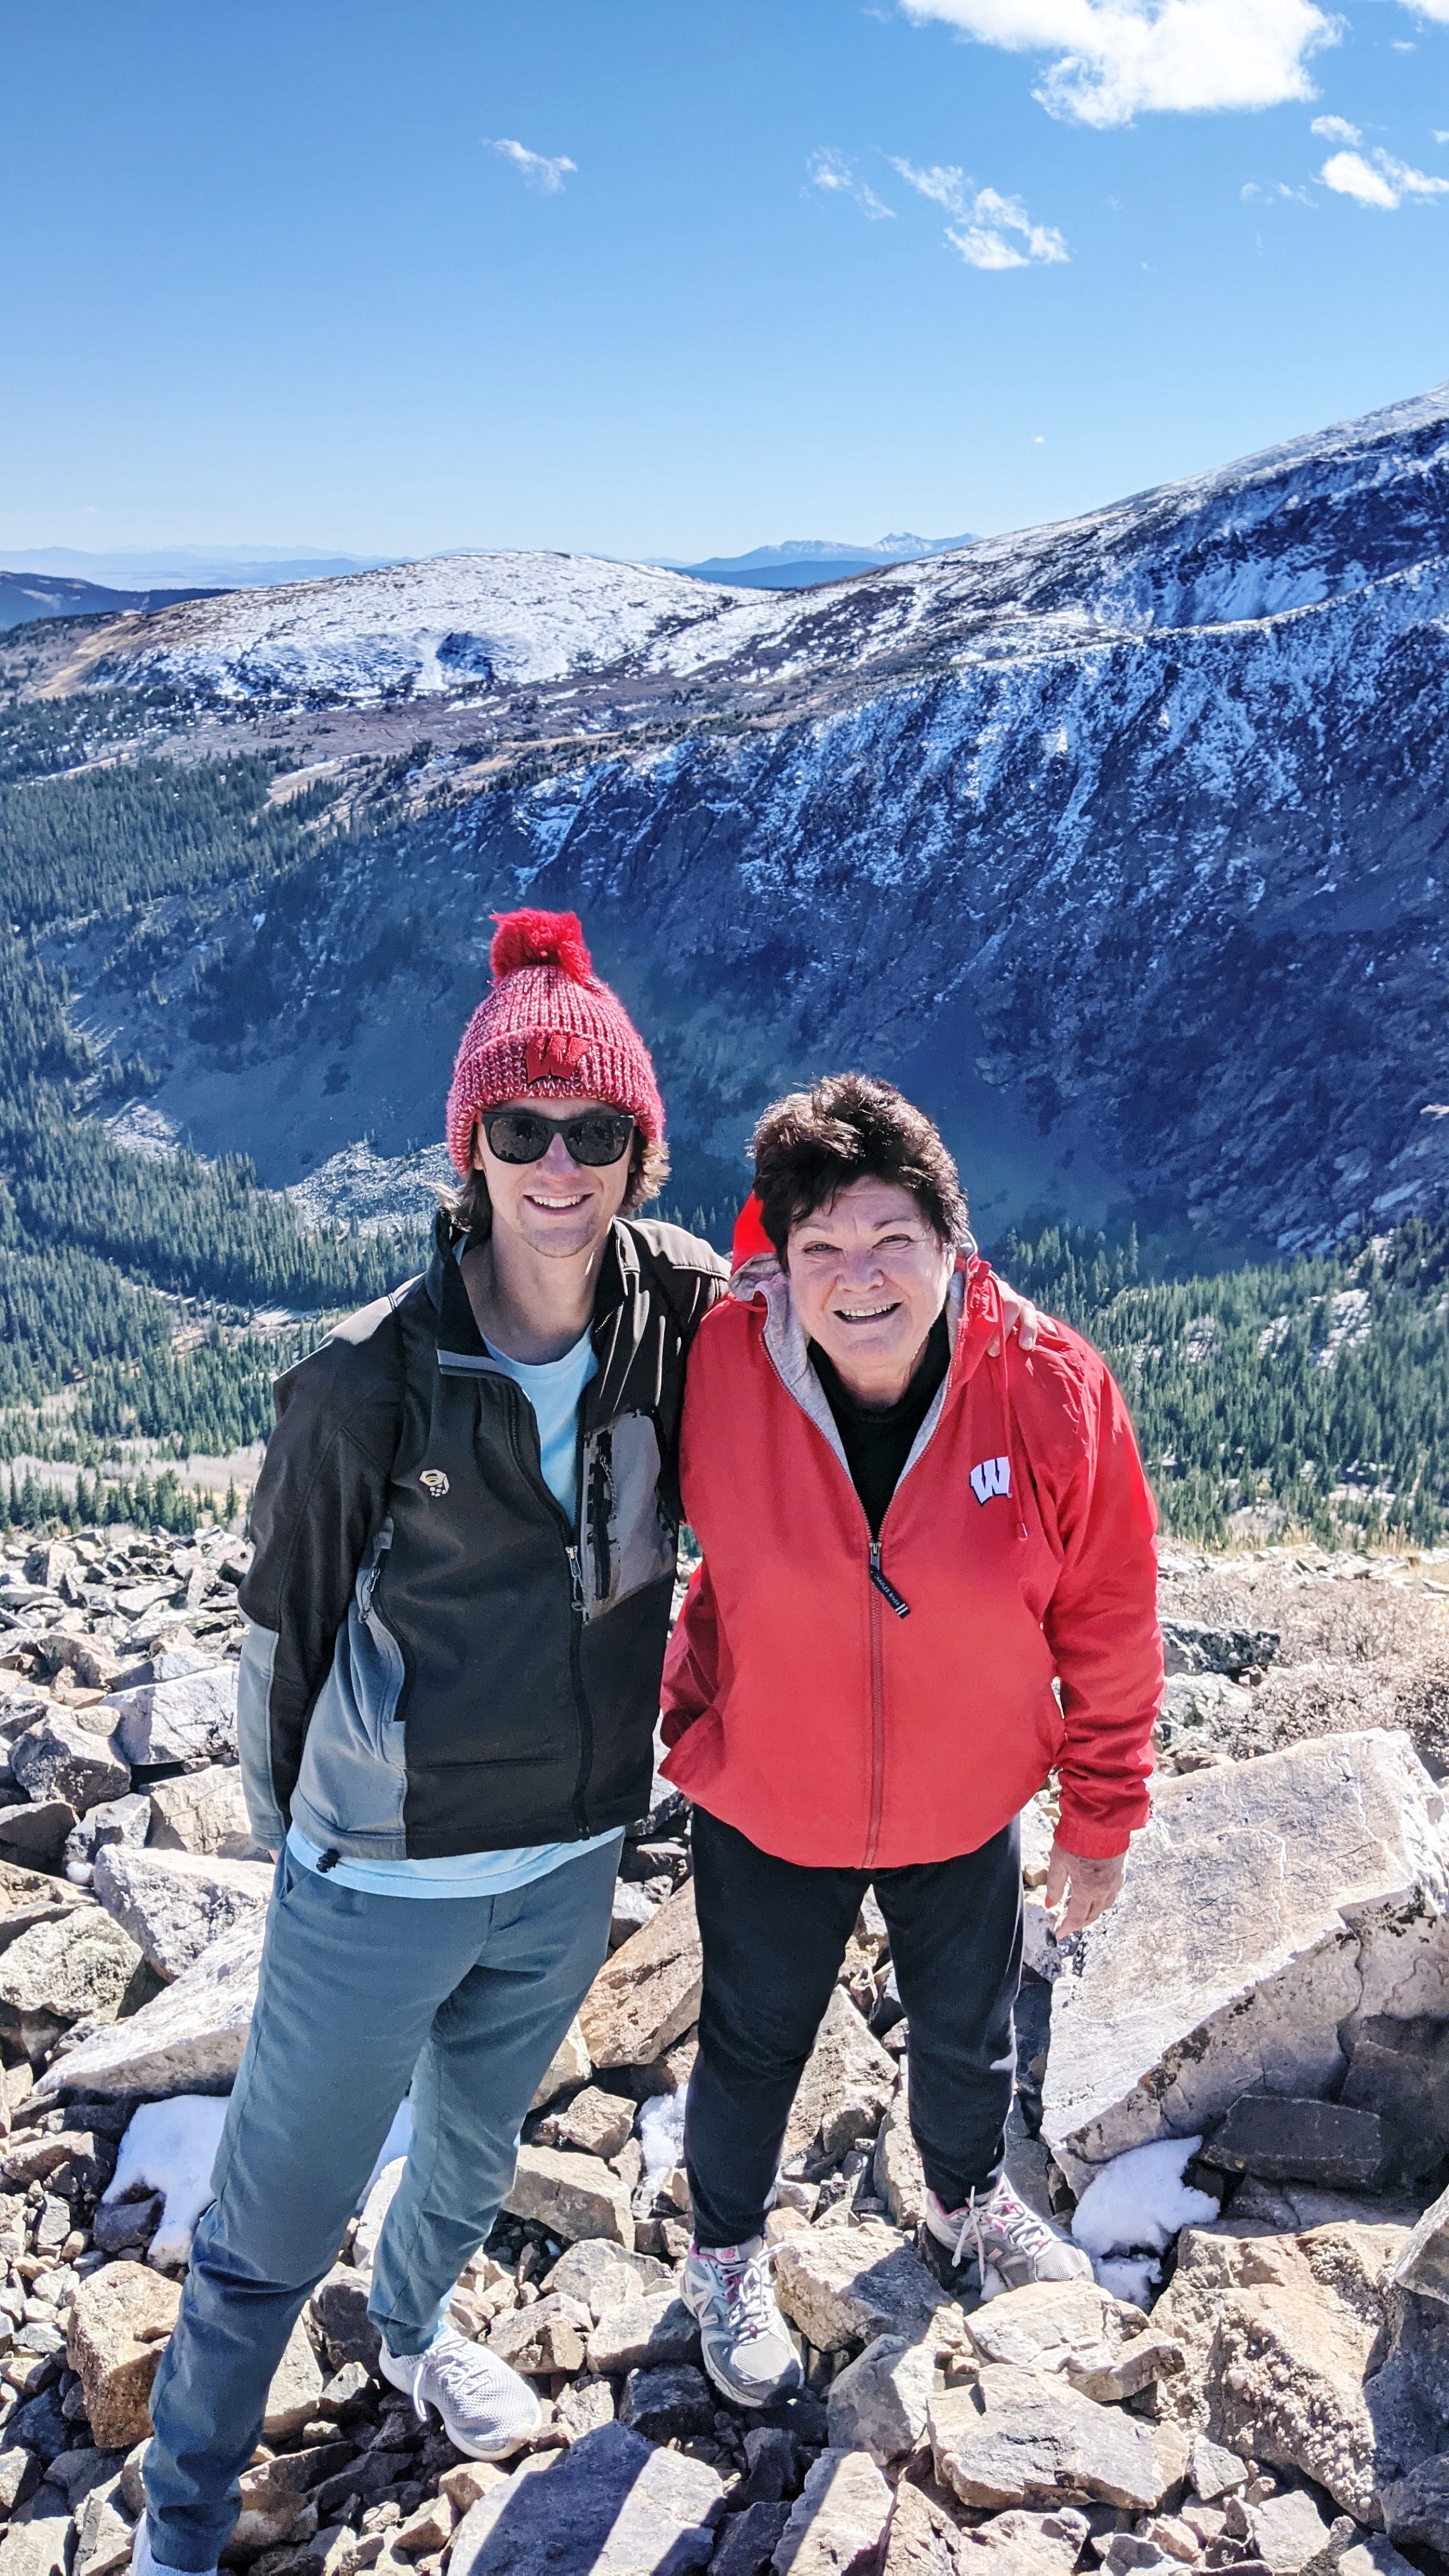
[236,1212,726,1860]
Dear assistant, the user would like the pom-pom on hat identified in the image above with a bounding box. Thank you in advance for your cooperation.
[445,908,665,1175]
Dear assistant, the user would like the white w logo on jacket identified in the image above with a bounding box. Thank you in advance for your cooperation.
[970,1454,1012,1506]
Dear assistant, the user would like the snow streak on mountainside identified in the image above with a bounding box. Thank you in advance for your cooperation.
[30,381,1449,1252]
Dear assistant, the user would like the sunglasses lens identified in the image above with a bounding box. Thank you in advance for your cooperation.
[486,1114,552,1163]
[568,1114,634,1165]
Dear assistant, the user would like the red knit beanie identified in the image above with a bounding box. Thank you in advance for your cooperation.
[445,909,665,1176]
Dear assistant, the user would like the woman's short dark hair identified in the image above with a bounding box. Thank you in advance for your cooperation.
[441,1125,670,1236]
[750,1073,968,1257]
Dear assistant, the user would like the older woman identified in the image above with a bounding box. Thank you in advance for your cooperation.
[663,1073,1163,2408]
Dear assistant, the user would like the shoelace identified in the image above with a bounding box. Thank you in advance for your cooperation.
[714,2247,781,2347]
[410,2334,508,2424]
[949,2180,1056,2273]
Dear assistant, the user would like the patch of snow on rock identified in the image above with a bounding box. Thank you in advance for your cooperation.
[1071,2136,1220,2263]
[100,2095,229,2269]
[637,2084,688,2196]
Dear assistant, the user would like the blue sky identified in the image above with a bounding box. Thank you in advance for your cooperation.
[3,0,1448,561]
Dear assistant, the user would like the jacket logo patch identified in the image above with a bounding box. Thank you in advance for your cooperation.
[970,1455,1012,1506]
[419,1469,450,1498]
[525,1030,591,1081]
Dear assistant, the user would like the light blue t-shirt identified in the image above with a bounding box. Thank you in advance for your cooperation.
[288,1324,623,1900]
[484,1326,598,1527]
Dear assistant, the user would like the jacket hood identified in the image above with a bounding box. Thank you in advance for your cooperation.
[727,1248,998,1490]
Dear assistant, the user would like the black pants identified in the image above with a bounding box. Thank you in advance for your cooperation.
[684,1806,1022,2249]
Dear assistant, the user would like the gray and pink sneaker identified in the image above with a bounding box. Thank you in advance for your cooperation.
[681,2235,804,2407]
[924,2175,1094,2294]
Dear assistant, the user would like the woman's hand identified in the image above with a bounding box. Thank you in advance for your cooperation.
[1044,1838,1126,1937]
[990,1279,1040,1358]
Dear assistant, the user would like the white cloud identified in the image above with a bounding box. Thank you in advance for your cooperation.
[889,156,972,212]
[950,186,1071,264]
[1242,176,1314,201]
[807,149,896,217]
[1310,114,1360,144]
[891,158,1068,263]
[1320,146,1449,207]
[486,138,576,194]
[898,0,1337,127]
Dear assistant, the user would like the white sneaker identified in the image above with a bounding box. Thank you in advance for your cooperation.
[680,2237,804,2408]
[380,2324,541,2460]
[131,2520,215,2576]
[925,2175,1095,2293]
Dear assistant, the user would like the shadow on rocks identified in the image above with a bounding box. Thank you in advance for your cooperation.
[447,2418,722,2574]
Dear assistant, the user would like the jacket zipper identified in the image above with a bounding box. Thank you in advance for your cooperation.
[868,1542,910,1619]
[495,1380,597,1835]
[864,1540,908,1872]
[753,1294,959,1870]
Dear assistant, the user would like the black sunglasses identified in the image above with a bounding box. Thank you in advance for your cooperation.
[480,1108,636,1167]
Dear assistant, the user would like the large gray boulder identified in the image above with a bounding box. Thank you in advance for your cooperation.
[0,2489,73,2576]
[93,1845,272,1980]
[502,2143,634,2248]
[928,2365,1179,2512]
[102,1662,238,1766]
[9,1709,129,1815]
[0,1799,78,1864]
[826,2332,936,2465]
[773,2218,958,2352]
[66,1792,151,1874]
[0,1910,146,2038]
[34,1914,264,2098]
[148,1764,254,1856]
[1043,1732,1449,2188]
[578,1880,701,2070]
[1152,2219,1409,2522]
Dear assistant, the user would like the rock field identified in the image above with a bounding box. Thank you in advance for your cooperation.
[0,1526,1448,2576]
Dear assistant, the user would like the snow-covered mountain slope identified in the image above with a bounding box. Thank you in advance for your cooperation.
[54,549,786,706]
[46,382,1449,1254]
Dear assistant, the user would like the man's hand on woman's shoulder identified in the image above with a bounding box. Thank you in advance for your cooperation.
[989,1277,1040,1358]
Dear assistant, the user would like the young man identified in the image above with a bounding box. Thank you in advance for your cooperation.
[138,911,727,2576]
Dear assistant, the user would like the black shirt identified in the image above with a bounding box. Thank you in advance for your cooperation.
[809,1309,951,1538]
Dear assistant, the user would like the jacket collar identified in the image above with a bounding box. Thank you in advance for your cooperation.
[429,1208,639,1391]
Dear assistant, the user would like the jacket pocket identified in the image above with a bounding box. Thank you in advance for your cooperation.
[660,1708,726,1799]
[290,1522,409,1852]
[581,1415,675,1622]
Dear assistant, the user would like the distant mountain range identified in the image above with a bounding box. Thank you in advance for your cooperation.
[0,546,391,593]
[674,533,979,588]
[0,569,226,631]
[1,535,982,610]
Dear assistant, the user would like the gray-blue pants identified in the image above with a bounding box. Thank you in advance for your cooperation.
[143,1838,618,2571]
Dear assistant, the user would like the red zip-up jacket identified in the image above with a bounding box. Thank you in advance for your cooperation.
[660,1252,1162,1869]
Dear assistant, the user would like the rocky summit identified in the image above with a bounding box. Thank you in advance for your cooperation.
[17,382,1449,1250]
[0,1524,1446,2573]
